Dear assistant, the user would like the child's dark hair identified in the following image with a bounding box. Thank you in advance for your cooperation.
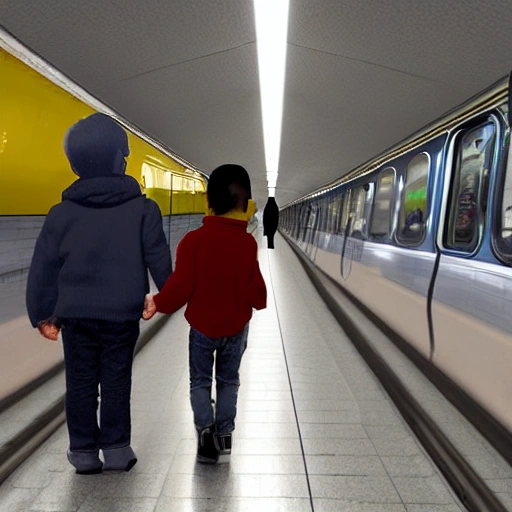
[207,164,252,215]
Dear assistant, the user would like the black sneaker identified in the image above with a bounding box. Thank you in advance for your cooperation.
[216,433,232,455]
[197,425,219,464]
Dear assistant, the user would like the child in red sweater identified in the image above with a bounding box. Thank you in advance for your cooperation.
[143,164,267,463]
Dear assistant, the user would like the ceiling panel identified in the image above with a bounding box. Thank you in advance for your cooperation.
[1,0,512,208]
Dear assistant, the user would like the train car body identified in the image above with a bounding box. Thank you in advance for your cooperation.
[280,77,512,436]
[0,46,207,218]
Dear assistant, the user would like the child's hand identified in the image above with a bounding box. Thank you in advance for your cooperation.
[37,320,60,341]
[142,294,157,320]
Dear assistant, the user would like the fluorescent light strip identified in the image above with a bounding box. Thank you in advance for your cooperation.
[253,0,290,198]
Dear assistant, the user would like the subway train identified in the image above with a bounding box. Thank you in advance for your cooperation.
[279,74,512,440]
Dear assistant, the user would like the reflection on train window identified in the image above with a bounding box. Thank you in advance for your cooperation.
[340,190,351,233]
[348,185,370,239]
[301,202,316,242]
[306,203,317,229]
[328,194,340,233]
[398,153,429,244]
[444,122,495,252]
[335,192,345,233]
[495,134,512,261]
[321,197,329,232]
[141,163,204,192]
[370,168,395,239]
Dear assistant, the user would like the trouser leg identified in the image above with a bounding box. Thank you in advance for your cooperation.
[215,324,249,434]
[189,328,216,429]
[98,320,139,449]
[62,320,101,452]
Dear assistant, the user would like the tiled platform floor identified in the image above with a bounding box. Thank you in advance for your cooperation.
[0,229,464,512]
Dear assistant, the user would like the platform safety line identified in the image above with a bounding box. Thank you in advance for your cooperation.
[266,249,316,512]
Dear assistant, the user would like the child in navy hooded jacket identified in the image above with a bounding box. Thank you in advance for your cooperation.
[26,113,171,474]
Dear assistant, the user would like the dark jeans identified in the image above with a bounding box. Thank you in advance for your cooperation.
[189,324,249,434]
[61,319,139,452]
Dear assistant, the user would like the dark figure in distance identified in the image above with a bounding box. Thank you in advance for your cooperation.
[263,196,279,249]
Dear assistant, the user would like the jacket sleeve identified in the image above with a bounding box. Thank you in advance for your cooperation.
[248,239,267,310]
[142,199,172,290]
[153,232,195,314]
[26,210,61,327]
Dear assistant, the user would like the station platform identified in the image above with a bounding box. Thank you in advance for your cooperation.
[0,230,471,511]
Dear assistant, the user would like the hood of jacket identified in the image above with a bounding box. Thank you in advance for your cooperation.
[62,175,142,208]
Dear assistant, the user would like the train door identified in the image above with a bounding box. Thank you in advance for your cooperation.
[430,113,512,431]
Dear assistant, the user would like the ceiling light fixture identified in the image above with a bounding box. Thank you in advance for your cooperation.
[253,0,290,198]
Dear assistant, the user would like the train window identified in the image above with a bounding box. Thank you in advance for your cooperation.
[306,203,317,229]
[317,201,323,232]
[302,202,315,241]
[397,153,429,244]
[340,190,351,233]
[348,185,370,238]
[326,196,333,233]
[444,122,495,252]
[492,119,512,263]
[370,168,395,239]
[336,193,346,233]
[325,197,331,232]
[321,197,329,232]
[495,142,512,260]
[335,193,343,232]
[328,194,340,233]
[318,198,325,232]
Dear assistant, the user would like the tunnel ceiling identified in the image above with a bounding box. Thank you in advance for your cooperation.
[2,1,512,208]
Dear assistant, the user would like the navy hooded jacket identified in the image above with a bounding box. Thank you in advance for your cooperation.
[26,176,171,327]
[26,113,171,327]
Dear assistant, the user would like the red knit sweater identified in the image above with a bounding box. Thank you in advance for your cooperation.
[153,216,267,337]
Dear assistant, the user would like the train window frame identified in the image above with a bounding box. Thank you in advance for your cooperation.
[491,109,512,265]
[328,193,340,233]
[336,191,347,234]
[369,167,396,241]
[326,195,332,233]
[440,117,498,256]
[347,183,372,239]
[318,197,324,232]
[396,153,430,246]
[340,189,351,234]
[322,196,330,232]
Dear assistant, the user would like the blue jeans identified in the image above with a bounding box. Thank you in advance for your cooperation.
[61,319,139,452]
[189,324,249,434]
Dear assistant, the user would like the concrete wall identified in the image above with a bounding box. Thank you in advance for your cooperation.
[0,214,204,284]
[0,213,205,400]
[162,214,204,268]
[0,217,46,284]
[0,213,204,324]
